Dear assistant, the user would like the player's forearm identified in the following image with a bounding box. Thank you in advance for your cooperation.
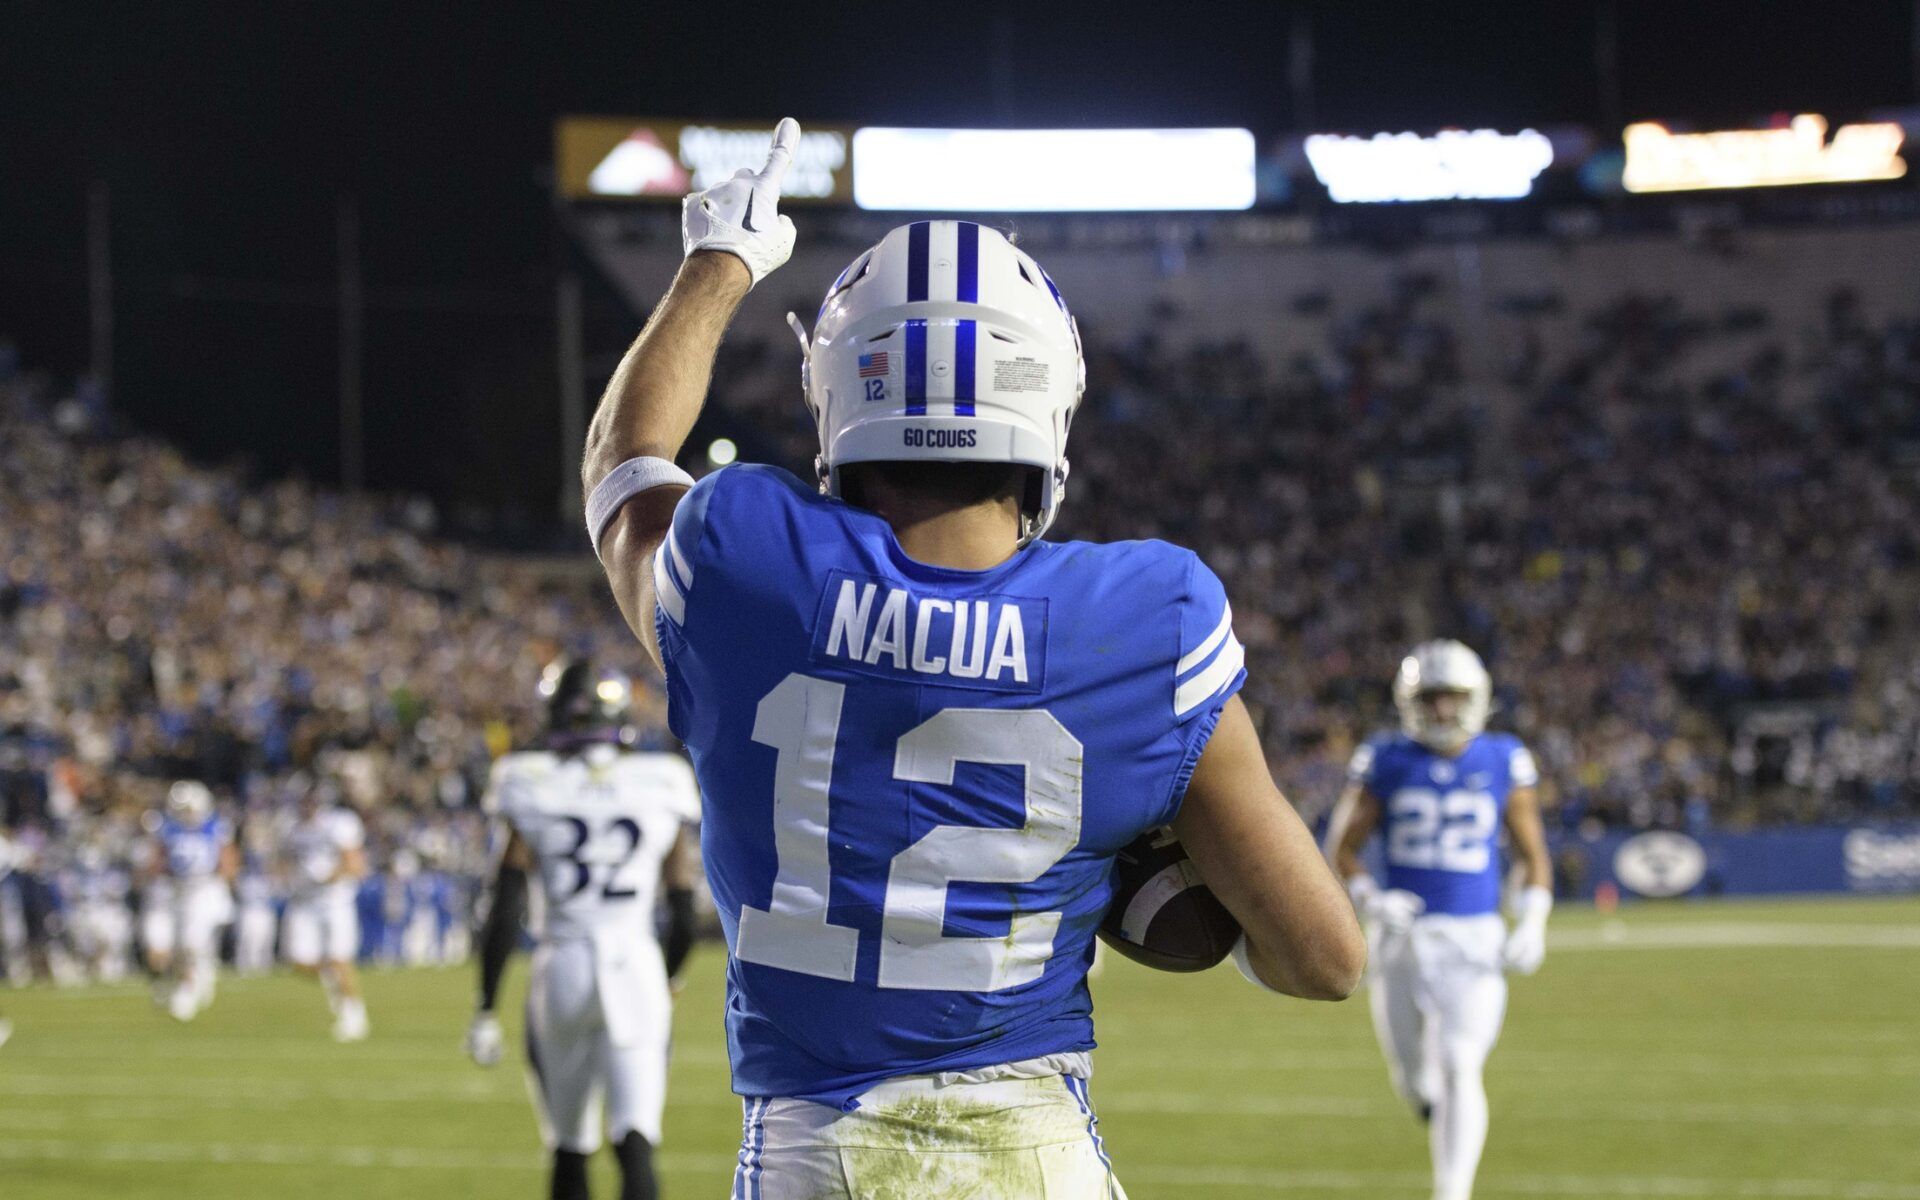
[476,866,526,1013]
[581,252,753,493]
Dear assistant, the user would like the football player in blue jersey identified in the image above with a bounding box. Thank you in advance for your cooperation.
[140,781,238,1021]
[1324,640,1554,1200]
[576,119,1365,1198]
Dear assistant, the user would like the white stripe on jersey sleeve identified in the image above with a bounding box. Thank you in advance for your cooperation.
[665,523,694,590]
[1177,605,1234,676]
[1511,744,1540,788]
[653,546,687,625]
[1348,742,1376,785]
[1174,633,1245,719]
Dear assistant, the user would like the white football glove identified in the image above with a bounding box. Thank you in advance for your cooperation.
[682,117,800,287]
[1503,886,1552,975]
[1349,874,1425,935]
[465,1011,504,1068]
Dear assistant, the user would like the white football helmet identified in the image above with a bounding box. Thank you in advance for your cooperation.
[790,220,1085,545]
[1393,640,1492,753]
[166,780,214,823]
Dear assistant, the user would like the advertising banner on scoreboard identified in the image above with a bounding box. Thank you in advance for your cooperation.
[556,117,855,202]
[1549,824,1920,900]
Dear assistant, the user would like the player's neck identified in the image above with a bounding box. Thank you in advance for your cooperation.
[875,496,1023,572]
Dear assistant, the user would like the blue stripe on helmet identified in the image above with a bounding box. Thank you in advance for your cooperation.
[954,319,976,416]
[1040,266,1067,313]
[906,221,930,302]
[956,221,979,303]
[904,318,927,415]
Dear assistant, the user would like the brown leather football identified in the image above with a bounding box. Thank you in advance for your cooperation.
[1097,825,1241,972]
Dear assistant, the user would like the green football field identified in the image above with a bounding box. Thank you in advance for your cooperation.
[3,896,1917,1199]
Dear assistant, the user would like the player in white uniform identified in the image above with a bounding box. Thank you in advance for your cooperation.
[66,838,134,982]
[140,782,238,1021]
[281,784,371,1040]
[466,660,700,1200]
[1325,642,1554,1200]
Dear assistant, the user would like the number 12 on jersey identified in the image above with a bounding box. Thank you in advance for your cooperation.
[734,673,1083,993]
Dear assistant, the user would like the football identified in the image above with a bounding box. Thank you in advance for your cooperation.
[1097,826,1242,972]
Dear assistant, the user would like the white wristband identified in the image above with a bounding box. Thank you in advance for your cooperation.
[586,457,695,561]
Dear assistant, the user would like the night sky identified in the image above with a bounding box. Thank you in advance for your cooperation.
[2,1,1914,532]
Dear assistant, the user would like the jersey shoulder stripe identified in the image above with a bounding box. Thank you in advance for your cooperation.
[1171,552,1246,721]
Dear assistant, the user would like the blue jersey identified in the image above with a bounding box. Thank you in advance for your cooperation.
[160,816,232,879]
[1349,732,1538,916]
[657,465,1246,1107]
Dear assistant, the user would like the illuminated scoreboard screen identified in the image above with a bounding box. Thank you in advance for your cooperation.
[556,112,1915,214]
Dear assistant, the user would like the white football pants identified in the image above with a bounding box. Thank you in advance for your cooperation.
[282,888,359,965]
[732,1065,1127,1199]
[1368,912,1507,1200]
[524,934,672,1153]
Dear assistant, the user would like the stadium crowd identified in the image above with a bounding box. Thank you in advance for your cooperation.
[5,267,1920,978]
[0,348,648,981]
[711,277,1920,833]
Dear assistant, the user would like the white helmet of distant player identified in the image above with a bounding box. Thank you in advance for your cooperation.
[791,220,1086,545]
[167,780,214,823]
[1393,640,1492,753]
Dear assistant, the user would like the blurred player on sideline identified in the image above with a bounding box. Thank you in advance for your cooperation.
[466,659,701,1200]
[282,782,371,1041]
[1325,640,1554,1200]
[140,781,237,1021]
[579,120,1364,1197]
[0,825,13,1048]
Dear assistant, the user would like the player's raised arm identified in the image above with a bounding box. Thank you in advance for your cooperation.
[1173,696,1366,1000]
[581,119,801,665]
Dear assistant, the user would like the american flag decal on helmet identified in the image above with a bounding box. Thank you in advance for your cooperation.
[857,352,889,378]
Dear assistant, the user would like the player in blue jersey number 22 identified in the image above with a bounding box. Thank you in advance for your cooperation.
[581,119,1366,1199]
[1325,641,1555,1200]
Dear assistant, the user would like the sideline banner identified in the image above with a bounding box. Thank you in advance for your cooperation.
[1549,825,1920,899]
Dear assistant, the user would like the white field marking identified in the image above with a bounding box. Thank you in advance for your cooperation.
[1092,1091,1916,1129]
[1127,1163,1920,1198]
[1108,1048,1920,1079]
[1550,922,1920,950]
[0,1138,735,1175]
[10,1073,1909,1129]
[0,1074,519,1105]
[4,1140,1917,1199]
[0,1039,735,1067]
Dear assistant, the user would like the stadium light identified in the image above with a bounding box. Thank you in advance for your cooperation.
[1622,114,1908,193]
[1303,129,1555,203]
[851,127,1257,212]
[707,437,738,467]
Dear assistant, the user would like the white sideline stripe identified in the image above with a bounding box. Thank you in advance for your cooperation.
[1176,603,1233,675]
[4,1140,1918,1199]
[1550,922,1920,950]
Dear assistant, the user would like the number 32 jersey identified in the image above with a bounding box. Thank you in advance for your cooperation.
[486,745,700,944]
[655,465,1246,1107]
[1349,732,1539,917]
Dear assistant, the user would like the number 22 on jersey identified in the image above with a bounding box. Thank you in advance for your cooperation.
[1386,787,1496,873]
[734,673,1082,993]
